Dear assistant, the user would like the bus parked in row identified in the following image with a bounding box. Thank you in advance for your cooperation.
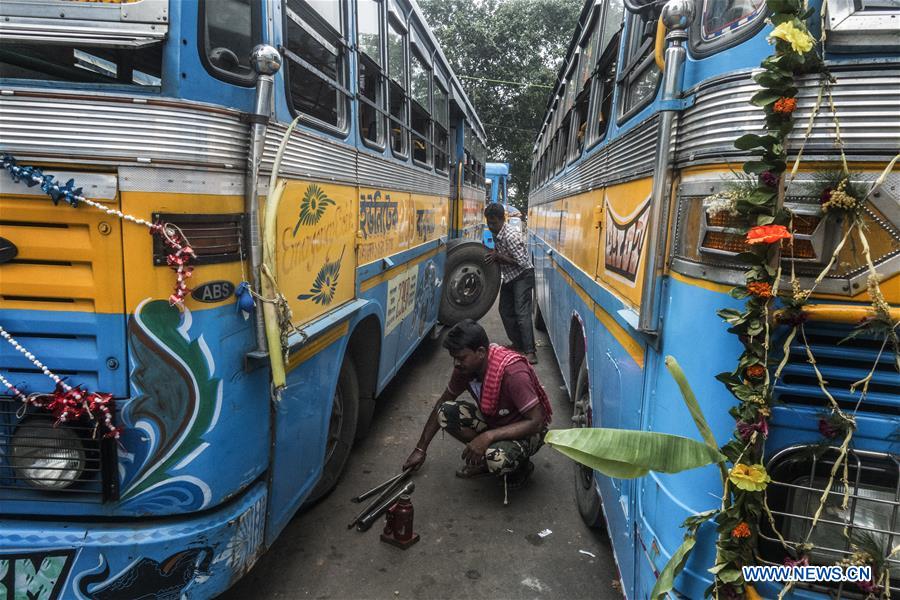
[529,0,898,597]
[0,0,497,597]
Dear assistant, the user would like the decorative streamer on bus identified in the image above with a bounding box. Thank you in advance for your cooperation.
[0,326,119,438]
[0,154,196,308]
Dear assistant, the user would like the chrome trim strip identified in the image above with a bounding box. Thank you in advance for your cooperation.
[118,167,243,195]
[530,116,660,206]
[0,90,248,168]
[676,67,900,164]
[0,170,117,199]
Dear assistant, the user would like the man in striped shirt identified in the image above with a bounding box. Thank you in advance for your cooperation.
[483,203,537,365]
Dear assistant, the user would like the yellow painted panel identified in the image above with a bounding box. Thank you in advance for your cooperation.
[0,194,125,314]
[120,191,245,313]
[357,187,411,265]
[410,193,449,247]
[560,190,602,277]
[598,178,653,309]
[276,181,357,325]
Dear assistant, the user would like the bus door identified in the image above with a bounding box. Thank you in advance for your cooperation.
[267,177,358,534]
[594,176,655,590]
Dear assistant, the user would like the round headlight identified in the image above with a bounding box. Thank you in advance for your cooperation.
[11,424,86,490]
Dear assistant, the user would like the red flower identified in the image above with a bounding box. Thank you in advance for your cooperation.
[731,522,752,538]
[773,97,797,114]
[747,224,792,245]
[746,364,766,380]
[747,281,774,299]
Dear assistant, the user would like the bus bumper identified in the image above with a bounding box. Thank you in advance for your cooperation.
[0,481,267,599]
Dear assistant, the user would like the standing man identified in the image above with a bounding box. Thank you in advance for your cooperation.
[403,319,552,486]
[483,202,537,364]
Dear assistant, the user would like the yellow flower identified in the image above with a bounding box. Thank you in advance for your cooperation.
[769,21,814,54]
[729,463,771,492]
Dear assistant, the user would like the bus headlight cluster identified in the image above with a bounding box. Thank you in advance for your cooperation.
[11,424,86,490]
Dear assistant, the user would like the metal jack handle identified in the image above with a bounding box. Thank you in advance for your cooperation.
[347,471,412,530]
[356,482,416,532]
[351,470,410,503]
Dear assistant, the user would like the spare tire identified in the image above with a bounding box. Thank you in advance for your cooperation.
[438,243,500,325]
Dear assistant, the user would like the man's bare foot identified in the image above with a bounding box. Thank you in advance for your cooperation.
[526,352,538,365]
[455,463,491,479]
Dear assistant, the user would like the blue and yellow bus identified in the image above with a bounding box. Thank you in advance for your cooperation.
[0,0,497,597]
[486,161,510,205]
[529,0,898,597]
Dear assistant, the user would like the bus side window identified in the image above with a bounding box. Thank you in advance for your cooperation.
[593,0,624,142]
[571,23,598,161]
[691,0,766,57]
[387,12,409,157]
[618,6,660,121]
[357,0,385,148]
[284,0,349,133]
[201,0,258,84]
[433,77,450,172]
[410,42,432,168]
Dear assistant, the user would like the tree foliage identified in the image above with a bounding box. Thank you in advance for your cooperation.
[419,0,583,211]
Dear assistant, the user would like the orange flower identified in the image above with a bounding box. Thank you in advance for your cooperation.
[747,224,792,245]
[732,522,752,538]
[746,364,766,379]
[747,281,774,299]
[773,97,797,114]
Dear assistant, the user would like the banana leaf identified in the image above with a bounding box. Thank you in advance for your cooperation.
[665,356,729,484]
[545,428,725,479]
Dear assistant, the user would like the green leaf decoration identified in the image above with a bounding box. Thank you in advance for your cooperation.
[298,246,345,305]
[650,510,718,600]
[545,428,725,479]
[293,183,336,234]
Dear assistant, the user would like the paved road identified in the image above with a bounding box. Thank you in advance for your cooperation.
[221,308,621,600]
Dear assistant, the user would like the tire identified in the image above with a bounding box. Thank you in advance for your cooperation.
[307,356,359,503]
[572,359,605,529]
[438,243,501,325]
[533,289,547,333]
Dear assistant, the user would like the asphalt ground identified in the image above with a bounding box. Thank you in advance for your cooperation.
[221,306,621,600]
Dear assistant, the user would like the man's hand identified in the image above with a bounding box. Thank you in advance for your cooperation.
[483,250,498,264]
[461,432,492,465]
[403,447,427,471]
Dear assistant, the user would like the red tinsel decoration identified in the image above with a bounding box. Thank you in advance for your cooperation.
[150,221,196,307]
[28,383,120,439]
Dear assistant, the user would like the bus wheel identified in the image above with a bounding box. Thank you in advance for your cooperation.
[308,356,359,503]
[573,359,605,529]
[438,243,500,325]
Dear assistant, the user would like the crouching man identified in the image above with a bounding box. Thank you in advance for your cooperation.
[402,319,552,488]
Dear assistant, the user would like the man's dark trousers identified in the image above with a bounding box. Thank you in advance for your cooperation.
[498,269,536,354]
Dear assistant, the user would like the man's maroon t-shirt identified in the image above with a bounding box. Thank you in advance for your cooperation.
[446,362,541,428]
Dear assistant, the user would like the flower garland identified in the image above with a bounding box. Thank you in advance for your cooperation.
[0,154,196,307]
[695,1,900,597]
[0,326,119,438]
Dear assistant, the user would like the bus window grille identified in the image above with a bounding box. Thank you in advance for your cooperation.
[759,446,900,598]
[0,398,118,503]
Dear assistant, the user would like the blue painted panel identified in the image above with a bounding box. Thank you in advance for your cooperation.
[0,481,268,600]
[0,309,128,398]
[267,339,346,543]
[2,301,270,518]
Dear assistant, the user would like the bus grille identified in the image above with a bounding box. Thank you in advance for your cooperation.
[0,398,117,503]
[760,447,899,598]
[776,324,900,416]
